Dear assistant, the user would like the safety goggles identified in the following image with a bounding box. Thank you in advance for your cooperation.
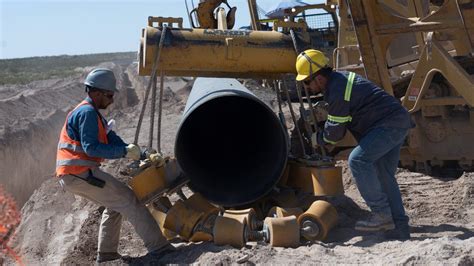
[102,92,114,99]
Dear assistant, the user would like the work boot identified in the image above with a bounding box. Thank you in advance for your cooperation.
[384,223,411,240]
[96,252,122,263]
[123,244,176,264]
[147,243,176,258]
[355,212,395,231]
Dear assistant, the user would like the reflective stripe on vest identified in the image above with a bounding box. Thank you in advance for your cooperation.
[327,72,356,124]
[327,115,352,123]
[323,136,338,145]
[56,159,100,167]
[57,142,85,153]
[344,72,356,102]
[323,72,356,145]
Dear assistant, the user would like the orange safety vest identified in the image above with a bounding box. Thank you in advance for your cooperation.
[56,100,108,176]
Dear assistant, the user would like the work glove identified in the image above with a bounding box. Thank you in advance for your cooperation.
[138,152,165,169]
[149,153,165,167]
[125,144,141,160]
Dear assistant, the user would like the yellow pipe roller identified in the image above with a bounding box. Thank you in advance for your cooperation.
[138,27,300,78]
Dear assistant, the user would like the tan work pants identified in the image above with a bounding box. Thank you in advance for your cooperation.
[60,167,168,253]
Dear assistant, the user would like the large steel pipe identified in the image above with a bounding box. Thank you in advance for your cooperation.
[139,26,300,78]
[175,78,288,206]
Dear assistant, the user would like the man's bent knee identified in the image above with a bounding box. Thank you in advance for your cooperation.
[348,155,370,170]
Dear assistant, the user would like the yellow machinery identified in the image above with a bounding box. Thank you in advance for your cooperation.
[129,158,184,204]
[138,0,474,177]
[129,0,474,247]
[335,0,474,176]
[139,24,298,78]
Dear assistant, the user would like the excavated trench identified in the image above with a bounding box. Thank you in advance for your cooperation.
[0,62,136,207]
[0,110,69,206]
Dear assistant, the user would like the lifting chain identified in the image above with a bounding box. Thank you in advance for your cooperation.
[134,26,169,154]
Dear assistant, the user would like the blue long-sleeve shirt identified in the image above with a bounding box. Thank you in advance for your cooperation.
[322,71,414,144]
[66,97,127,159]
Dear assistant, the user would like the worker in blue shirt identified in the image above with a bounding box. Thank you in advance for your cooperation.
[56,68,173,263]
[65,96,127,158]
[295,49,414,240]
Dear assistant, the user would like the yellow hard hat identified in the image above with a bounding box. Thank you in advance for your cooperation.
[295,49,329,81]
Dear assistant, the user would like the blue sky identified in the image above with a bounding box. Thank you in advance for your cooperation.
[1,0,327,59]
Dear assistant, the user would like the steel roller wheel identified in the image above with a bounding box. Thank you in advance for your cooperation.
[263,216,300,248]
[223,208,261,230]
[163,200,204,240]
[213,216,247,248]
[267,206,304,219]
[298,200,338,241]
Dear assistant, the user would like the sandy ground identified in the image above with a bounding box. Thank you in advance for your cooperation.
[1,61,473,265]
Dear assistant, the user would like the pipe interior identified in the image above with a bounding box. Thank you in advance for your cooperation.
[176,95,287,206]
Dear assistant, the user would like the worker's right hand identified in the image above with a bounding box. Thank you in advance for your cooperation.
[149,153,165,167]
[125,144,141,160]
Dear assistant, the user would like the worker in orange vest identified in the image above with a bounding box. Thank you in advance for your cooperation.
[56,68,173,263]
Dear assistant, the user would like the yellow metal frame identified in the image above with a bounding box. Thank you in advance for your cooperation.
[129,166,167,204]
[287,162,344,196]
[148,16,183,28]
[163,200,204,240]
[346,0,473,96]
[403,40,474,112]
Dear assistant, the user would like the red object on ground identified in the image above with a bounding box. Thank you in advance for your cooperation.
[0,185,23,265]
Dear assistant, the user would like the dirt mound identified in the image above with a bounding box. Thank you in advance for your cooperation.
[2,63,473,264]
[11,178,92,264]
